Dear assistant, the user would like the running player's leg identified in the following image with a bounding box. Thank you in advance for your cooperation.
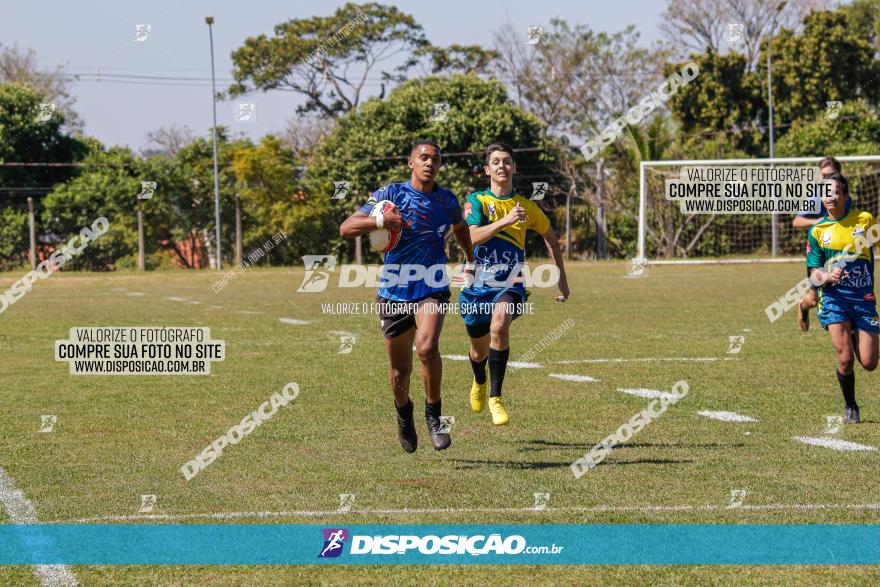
[385,326,416,407]
[414,295,451,449]
[467,324,490,412]
[384,325,418,452]
[486,293,517,425]
[798,287,818,331]
[856,328,878,371]
[828,321,860,423]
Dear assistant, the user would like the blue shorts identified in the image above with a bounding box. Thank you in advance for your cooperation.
[817,295,880,333]
[458,287,527,330]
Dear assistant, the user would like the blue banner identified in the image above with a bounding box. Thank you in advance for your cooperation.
[0,524,877,565]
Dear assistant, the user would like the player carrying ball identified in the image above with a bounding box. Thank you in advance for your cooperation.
[457,143,570,425]
[807,174,879,423]
[340,141,475,452]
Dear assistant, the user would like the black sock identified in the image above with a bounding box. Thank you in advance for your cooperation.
[488,347,510,398]
[395,398,413,417]
[425,399,441,419]
[470,355,488,384]
[837,370,858,410]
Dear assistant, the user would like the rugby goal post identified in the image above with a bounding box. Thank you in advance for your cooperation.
[637,155,880,265]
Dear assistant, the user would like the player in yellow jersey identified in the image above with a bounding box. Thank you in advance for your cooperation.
[457,143,570,425]
[806,174,880,423]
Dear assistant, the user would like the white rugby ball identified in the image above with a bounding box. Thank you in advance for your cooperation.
[369,200,402,253]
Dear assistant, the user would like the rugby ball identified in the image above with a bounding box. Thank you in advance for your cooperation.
[369,200,402,253]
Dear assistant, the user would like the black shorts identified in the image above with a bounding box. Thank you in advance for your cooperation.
[376,291,451,339]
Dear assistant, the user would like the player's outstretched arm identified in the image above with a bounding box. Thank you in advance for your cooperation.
[793,216,821,228]
[339,211,402,238]
[542,227,570,302]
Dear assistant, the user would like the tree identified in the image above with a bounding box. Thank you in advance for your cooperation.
[0,44,81,129]
[763,10,880,126]
[40,141,141,270]
[665,49,765,154]
[414,44,500,76]
[144,124,196,157]
[230,135,302,265]
[775,100,880,157]
[228,3,428,117]
[302,74,556,261]
[0,83,86,270]
[281,115,336,160]
[0,83,86,188]
[659,0,829,69]
[495,19,668,137]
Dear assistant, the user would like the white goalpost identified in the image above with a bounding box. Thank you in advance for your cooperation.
[638,155,880,265]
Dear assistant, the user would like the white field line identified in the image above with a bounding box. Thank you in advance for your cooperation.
[553,357,739,364]
[279,318,311,325]
[549,374,599,382]
[698,411,759,423]
[51,502,880,524]
[617,388,679,400]
[0,467,78,586]
[793,436,878,452]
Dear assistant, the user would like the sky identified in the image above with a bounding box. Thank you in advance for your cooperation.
[0,1,667,151]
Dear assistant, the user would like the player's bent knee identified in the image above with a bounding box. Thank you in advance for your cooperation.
[860,357,878,371]
[838,357,855,373]
[416,341,440,361]
[489,321,510,338]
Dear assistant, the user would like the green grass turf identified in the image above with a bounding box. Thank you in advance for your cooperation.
[1,261,879,585]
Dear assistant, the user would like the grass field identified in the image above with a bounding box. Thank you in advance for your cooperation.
[1,261,879,585]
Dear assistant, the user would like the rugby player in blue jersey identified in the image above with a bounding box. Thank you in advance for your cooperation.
[340,141,475,452]
[806,174,880,423]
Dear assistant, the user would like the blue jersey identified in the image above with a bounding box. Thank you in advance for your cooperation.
[359,181,462,301]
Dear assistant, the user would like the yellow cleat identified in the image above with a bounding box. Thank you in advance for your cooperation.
[470,379,487,413]
[488,396,509,426]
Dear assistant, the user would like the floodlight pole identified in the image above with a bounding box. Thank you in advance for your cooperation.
[206,15,222,270]
[768,1,786,257]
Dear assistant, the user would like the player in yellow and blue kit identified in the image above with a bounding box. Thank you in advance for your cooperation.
[806,174,880,424]
[458,143,570,425]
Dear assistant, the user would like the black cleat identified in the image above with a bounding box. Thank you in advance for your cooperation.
[844,407,861,424]
[396,401,418,453]
[425,414,451,450]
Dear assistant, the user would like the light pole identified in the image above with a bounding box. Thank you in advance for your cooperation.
[768,1,786,257]
[206,15,222,270]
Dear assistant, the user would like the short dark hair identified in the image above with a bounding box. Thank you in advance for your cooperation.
[819,156,841,175]
[828,173,850,197]
[409,140,441,157]
[485,143,515,165]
